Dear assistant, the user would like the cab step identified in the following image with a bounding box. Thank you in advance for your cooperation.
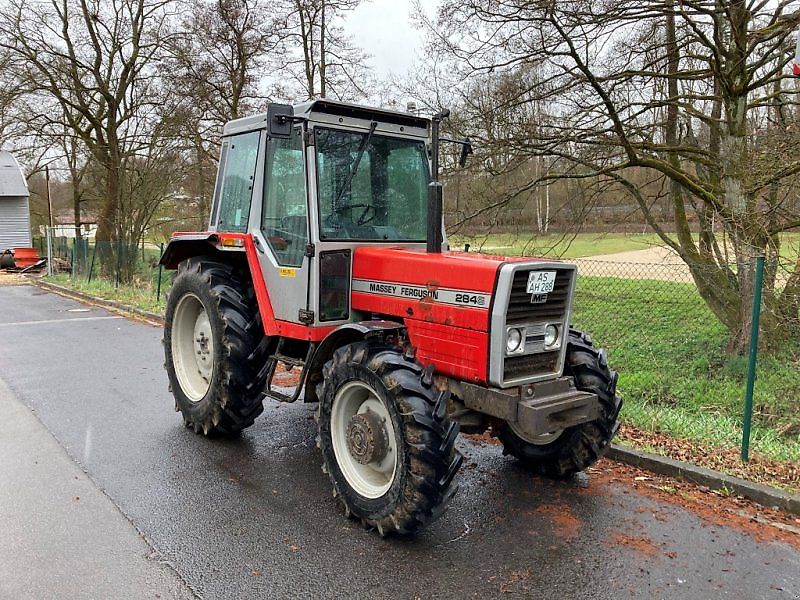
[262,340,315,403]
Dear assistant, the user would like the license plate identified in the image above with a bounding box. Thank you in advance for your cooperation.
[527,270,557,294]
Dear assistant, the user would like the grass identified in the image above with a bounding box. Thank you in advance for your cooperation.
[572,276,800,463]
[46,273,168,315]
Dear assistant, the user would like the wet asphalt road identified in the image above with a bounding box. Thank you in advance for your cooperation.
[0,284,798,599]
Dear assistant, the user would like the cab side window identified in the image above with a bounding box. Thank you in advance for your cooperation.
[216,131,260,232]
[261,128,308,266]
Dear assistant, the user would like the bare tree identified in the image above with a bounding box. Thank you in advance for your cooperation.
[167,0,279,130]
[276,0,372,101]
[164,0,282,224]
[426,0,800,352]
[0,48,25,147]
[58,130,91,240]
[0,0,175,245]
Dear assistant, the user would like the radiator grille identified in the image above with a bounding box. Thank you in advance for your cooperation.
[503,352,560,381]
[506,268,572,325]
[501,267,573,384]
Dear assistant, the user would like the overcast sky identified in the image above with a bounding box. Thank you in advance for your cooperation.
[343,0,438,80]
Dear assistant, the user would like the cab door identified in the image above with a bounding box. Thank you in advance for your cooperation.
[252,125,311,323]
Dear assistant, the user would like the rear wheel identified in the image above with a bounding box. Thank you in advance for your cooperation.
[317,339,463,535]
[164,257,272,435]
[497,329,622,477]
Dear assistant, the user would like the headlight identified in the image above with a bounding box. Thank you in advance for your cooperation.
[506,328,523,354]
[544,324,559,347]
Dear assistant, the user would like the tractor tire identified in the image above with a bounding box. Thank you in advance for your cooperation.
[497,329,622,477]
[164,257,272,435]
[316,339,463,535]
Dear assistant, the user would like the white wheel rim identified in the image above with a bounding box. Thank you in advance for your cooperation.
[330,381,399,499]
[509,421,565,446]
[171,293,214,402]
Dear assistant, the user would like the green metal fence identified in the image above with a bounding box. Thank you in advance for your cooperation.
[568,255,799,461]
[40,236,170,301]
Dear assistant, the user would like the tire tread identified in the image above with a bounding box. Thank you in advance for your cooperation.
[317,339,461,535]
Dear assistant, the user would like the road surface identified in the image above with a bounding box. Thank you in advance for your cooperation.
[0,283,798,599]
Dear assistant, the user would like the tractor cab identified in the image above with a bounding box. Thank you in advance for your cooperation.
[159,99,621,536]
[207,101,434,328]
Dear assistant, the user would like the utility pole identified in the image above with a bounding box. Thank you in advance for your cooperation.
[319,0,326,97]
[45,165,54,276]
[45,165,54,229]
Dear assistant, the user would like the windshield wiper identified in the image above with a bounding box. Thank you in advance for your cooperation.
[332,121,377,212]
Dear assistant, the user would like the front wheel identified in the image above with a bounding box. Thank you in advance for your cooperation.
[317,340,463,535]
[497,329,622,477]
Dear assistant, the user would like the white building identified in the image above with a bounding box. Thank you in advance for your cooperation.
[39,223,98,239]
[0,150,31,250]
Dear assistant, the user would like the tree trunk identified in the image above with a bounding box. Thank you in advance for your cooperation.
[297,1,315,98]
[95,164,119,243]
[73,187,82,241]
[544,182,550,233]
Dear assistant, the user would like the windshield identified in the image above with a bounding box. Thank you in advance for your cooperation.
[315,127,429,241]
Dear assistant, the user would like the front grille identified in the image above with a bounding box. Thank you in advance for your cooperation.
[506,268,572,325]
[500,266,574,384]
[503,352,560,381]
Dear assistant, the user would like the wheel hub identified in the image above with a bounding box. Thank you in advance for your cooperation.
[330,381,399,499]
[192,313,213,382]
[346,410,388,465]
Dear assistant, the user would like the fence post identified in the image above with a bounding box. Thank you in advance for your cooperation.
[156,242,164,301]
[115,240,122,287]
[741,255,765,462]
[87,241,97,283]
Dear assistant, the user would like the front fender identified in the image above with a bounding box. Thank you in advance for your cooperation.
[303,320,404,402]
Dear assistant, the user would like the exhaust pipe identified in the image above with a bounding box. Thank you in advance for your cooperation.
[427,109,450,253]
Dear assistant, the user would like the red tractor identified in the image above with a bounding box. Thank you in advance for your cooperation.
[160,100,621,535]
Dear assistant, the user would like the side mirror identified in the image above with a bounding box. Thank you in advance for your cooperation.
[267,103,293,138]
[458,137,473,168]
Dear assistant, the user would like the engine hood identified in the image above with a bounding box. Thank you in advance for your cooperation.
[350,246,564,332]
[349,246,570,384]
[352,246,557,295]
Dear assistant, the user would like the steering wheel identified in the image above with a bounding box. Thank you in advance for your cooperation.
[333,203,376,225]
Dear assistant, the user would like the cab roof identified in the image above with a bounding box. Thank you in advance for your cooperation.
[222,99,430,137]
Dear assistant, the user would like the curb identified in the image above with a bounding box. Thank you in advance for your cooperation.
[609,444,800,516]
[27,277,165,325]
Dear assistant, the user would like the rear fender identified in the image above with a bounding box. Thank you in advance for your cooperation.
[303,320,404,402]
[159,232,246,269]
[161,232,279,337]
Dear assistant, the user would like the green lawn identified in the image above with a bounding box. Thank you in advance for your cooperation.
[572,276,800,463]
[781,232,800,262]
[47,274,168,315]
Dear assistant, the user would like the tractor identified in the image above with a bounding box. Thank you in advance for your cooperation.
[160,100,621,535]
